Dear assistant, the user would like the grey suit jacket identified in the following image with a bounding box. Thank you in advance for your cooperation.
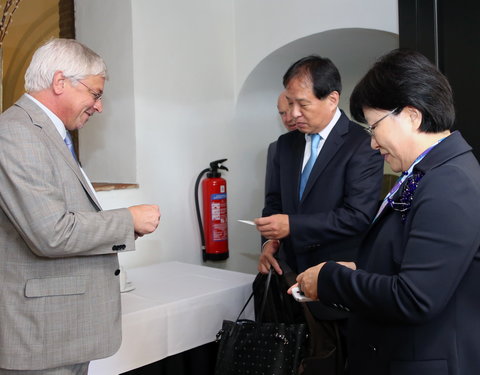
[0,95,135,370]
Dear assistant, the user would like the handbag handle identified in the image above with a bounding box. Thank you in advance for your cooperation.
[257,267,273,323]
[234,268,274,323]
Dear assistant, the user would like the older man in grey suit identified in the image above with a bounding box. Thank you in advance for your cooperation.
[0,39,160,374]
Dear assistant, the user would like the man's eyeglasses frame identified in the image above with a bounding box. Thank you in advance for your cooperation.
[76,80,103,102]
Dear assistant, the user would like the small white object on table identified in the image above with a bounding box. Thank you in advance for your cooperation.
[89,261,255,374]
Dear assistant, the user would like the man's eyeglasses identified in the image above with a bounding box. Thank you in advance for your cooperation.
[364,108,398,136]
[77,80,103,102]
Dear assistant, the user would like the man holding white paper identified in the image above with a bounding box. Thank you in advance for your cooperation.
[253,55,383,372]
[255,55,383,306]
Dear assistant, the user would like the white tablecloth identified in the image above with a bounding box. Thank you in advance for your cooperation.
[89,261,255,374]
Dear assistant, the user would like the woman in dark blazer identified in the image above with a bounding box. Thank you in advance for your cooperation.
[290,49,480,375]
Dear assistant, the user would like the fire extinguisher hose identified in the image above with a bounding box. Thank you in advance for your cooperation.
[194,167,210,256]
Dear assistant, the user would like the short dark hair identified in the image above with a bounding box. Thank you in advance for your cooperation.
[349,49,455,133]
[283,55,342,99]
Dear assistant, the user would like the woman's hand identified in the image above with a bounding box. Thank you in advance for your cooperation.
[287,263,325,300]
[287,261,357,300]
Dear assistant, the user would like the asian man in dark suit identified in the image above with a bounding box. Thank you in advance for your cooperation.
[256,55,383,282]
[0,38,160,374]
[255,56,383,370]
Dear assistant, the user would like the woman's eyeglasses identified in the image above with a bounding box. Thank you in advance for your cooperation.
[364,108,398,136]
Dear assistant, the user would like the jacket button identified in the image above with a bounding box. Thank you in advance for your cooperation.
[114,269,120,276]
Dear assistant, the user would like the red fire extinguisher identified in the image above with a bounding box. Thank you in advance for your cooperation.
[195,159,229,261]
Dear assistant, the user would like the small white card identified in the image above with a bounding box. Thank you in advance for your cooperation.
[237,219,255,226]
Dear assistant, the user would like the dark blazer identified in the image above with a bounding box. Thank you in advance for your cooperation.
[263,110,384,275]
[318,131,480,375]
[265,140,277,197]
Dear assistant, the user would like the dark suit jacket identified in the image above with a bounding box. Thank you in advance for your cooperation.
[265,140,277,197]
[263,111,384,274]
[317,131,480,374]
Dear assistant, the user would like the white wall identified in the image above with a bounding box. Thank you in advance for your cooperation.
[76,0,137,183]
[75,0,398,274]
[234,0,398,95]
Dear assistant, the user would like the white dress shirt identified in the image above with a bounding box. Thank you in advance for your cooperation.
[301,107,341,171]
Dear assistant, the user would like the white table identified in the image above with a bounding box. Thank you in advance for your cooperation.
[89,261,255,374]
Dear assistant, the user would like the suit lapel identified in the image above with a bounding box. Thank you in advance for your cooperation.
[15,96,102,210]
[290,132,307,206]
[300,112,348,202]
[367,131,471,231]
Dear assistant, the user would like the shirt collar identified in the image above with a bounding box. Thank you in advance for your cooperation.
[304,107,341,140]
[25,93,67,140]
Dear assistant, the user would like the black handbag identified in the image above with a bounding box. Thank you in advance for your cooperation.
[253,270,346,375]
[214,269,308,375]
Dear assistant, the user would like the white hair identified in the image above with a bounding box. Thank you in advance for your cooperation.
[25,38,107,92]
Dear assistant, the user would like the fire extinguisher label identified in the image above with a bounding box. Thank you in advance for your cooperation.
[211,193,226,201]
[210,193,228,242]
